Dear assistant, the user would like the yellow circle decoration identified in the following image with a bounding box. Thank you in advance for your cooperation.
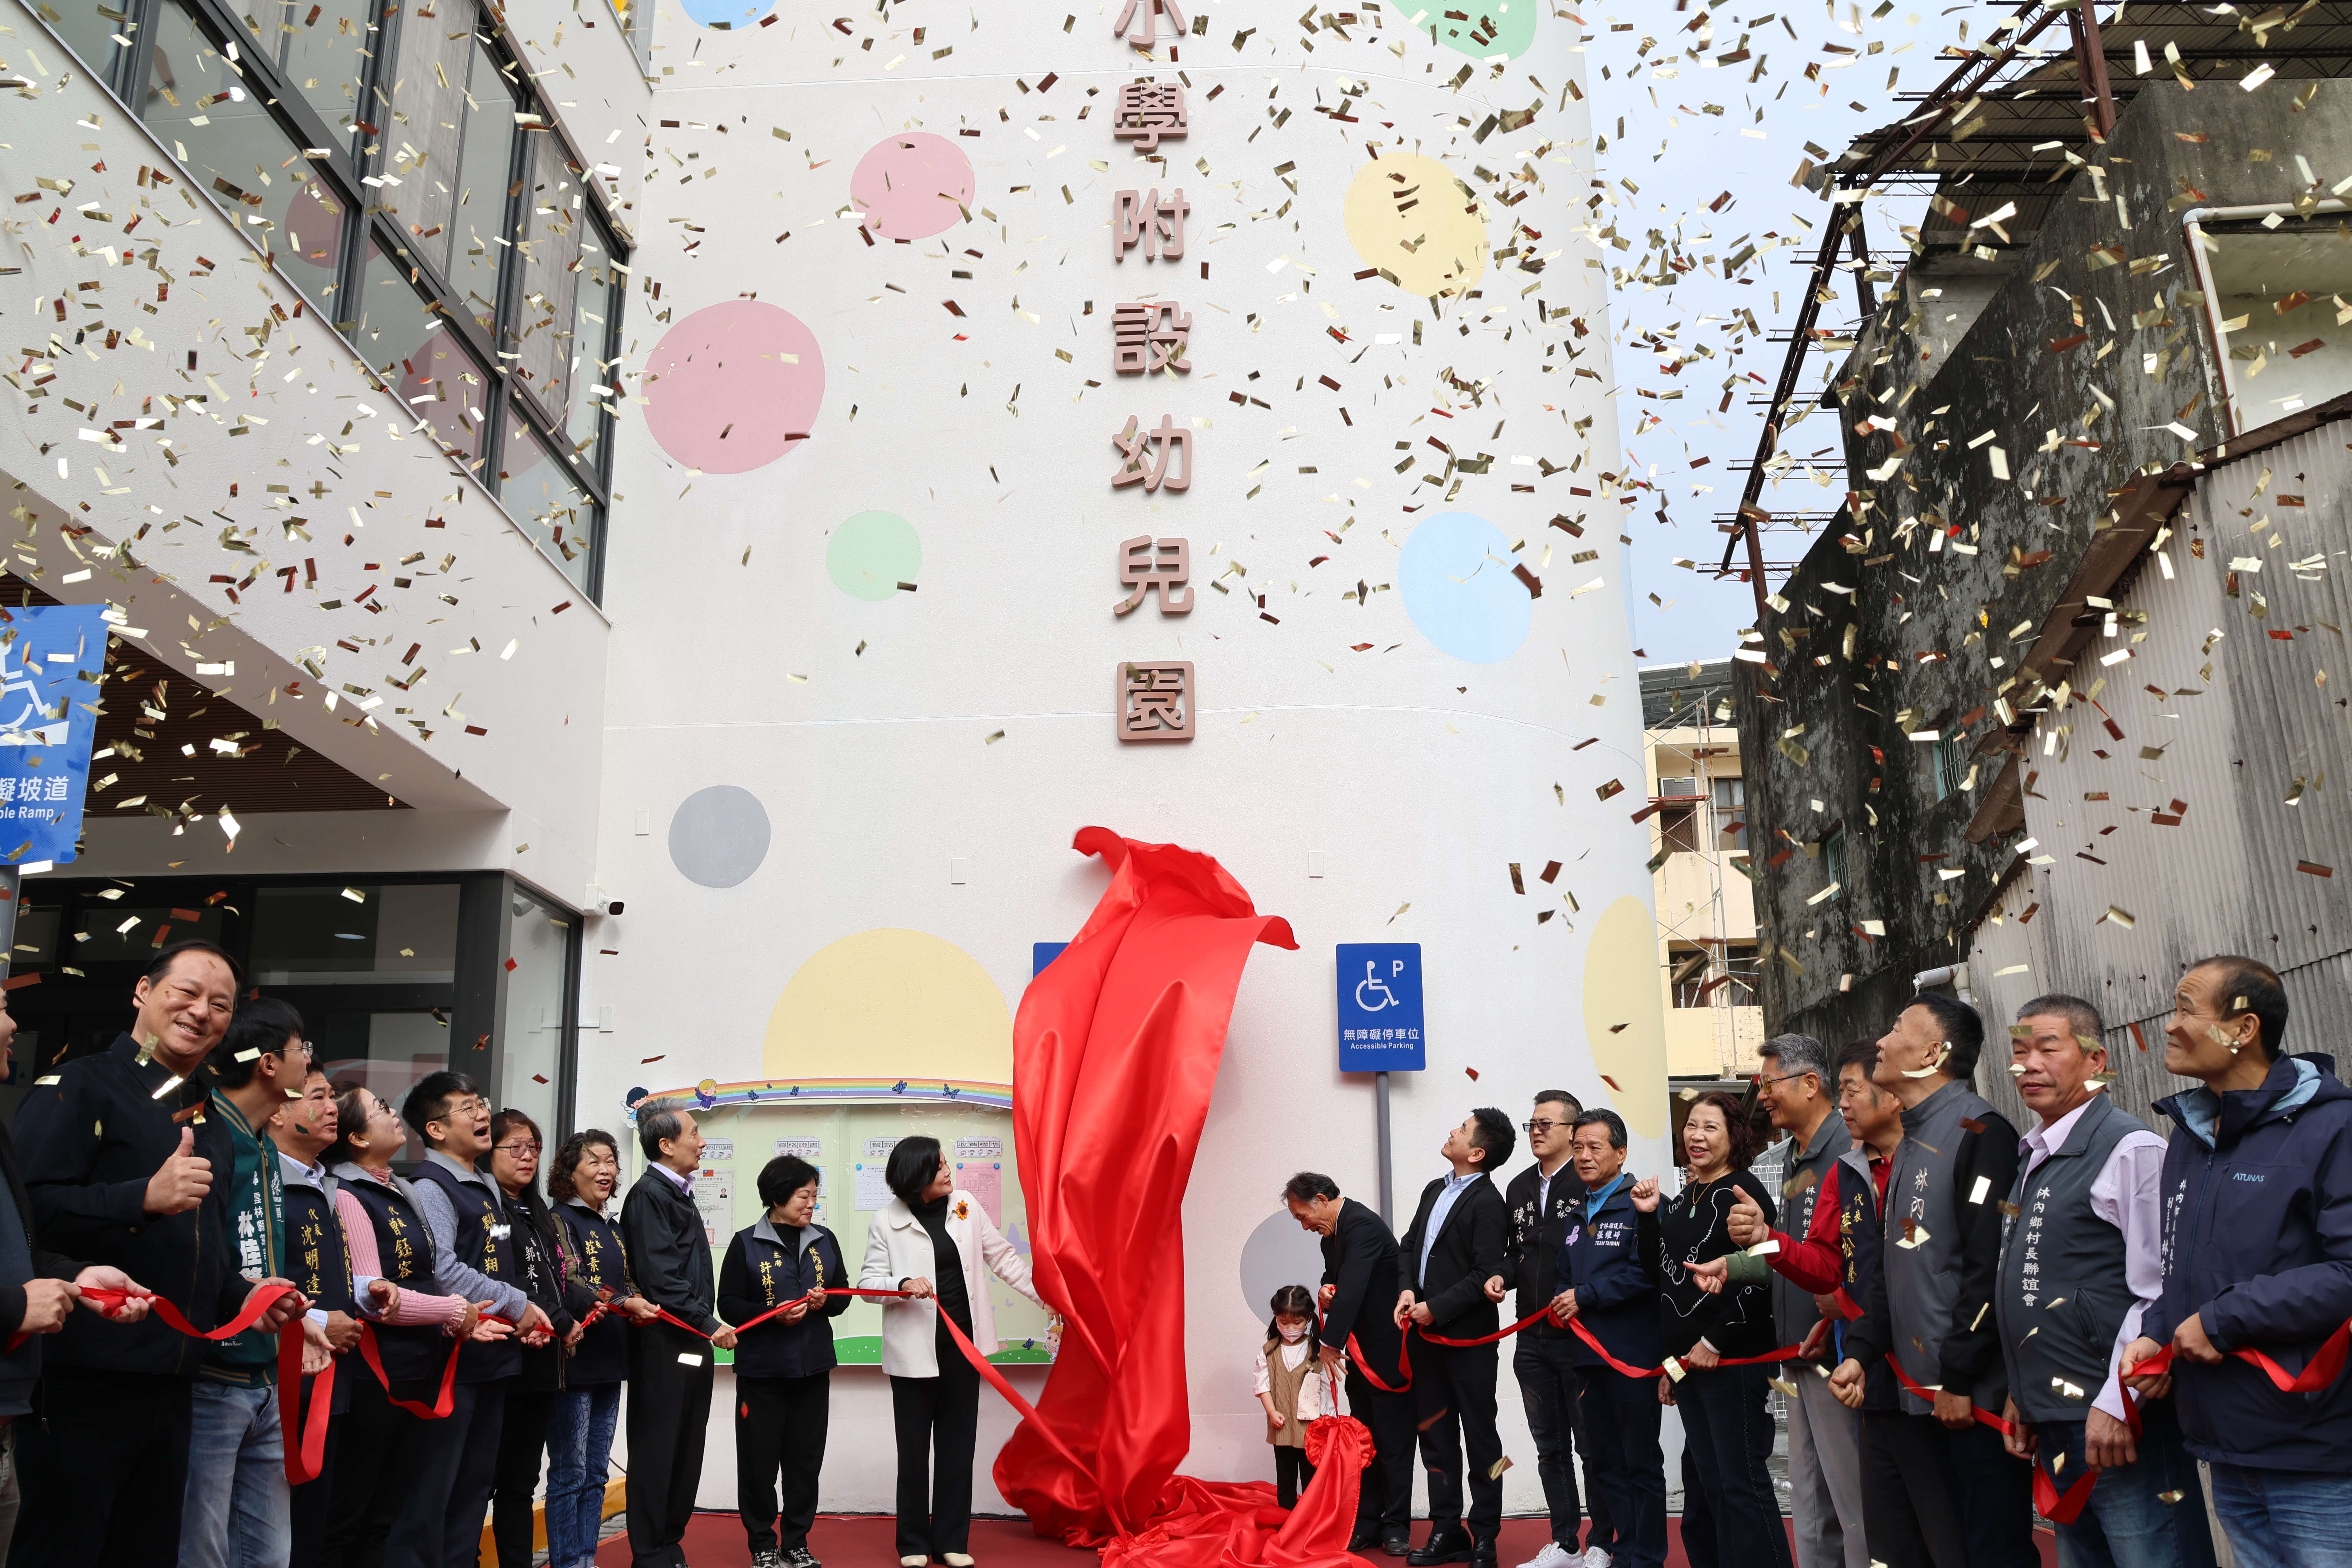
[1583,895,1669,1137]
[1343,154,1489,299]
[762,928,1013,1086]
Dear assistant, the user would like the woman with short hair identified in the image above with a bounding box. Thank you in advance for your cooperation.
[486,1108,577,1568]
[719,1155,852,1568]
[543,1131,655,1568]
[856,1136,1045,1568]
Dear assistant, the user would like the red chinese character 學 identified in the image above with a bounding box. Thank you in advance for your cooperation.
[1109,415,1193,493]
[1112,188,1189,262]
[1112,82,1188,153]
[1117,661,1195,743]
[1116,535,1193,616]
[1112,300,1191,375]
[1112,0,1186,50]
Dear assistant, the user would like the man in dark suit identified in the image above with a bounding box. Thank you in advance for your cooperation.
[621,1098,736,1568]
[1396,1109,1515,1568]
[1286,1171,1414,1556]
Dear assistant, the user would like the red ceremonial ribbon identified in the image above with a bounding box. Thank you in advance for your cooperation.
[1340,1302,1832,1394]
[623,1287,1096,1481]
[72,1282,330,1487]
[1882,1352,2105,1524]
[2123,1318,2352,1396]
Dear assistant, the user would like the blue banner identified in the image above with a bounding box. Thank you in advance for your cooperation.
[0,606,109,865]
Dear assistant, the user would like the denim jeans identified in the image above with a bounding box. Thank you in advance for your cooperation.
[2207,1463,2352,1568]
[545,1382,622,1568]
[181,1378,292,1568]
[2033,1399,2216,1568]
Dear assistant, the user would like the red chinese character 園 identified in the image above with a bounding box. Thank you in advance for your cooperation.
[1118,660,1195,742]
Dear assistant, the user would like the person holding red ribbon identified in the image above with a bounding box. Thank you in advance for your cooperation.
[1827,994,2035,1568]
[1992,995,2213,1568]
[1284,1170,1415,1558]
[1545,1110,1667,1568]
[1392,1109,1515,1568]
[12,940,308,1568]
[2122,957,2352,1568]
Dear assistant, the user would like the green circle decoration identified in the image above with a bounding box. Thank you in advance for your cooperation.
[826,510,921,602]
[1431,2,1535,62]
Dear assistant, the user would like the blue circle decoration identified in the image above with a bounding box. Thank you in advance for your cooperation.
[1397,511,1534,663]
[668,785,771,889]
[677,0,775,27]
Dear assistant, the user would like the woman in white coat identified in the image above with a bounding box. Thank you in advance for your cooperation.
[857,1135,1044,1568]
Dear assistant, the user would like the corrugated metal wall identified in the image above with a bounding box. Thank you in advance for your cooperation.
[1960,425,2352,1127]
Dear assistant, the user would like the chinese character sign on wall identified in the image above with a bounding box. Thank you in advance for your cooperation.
[0,606,109,864]
[1118,661,1194,743]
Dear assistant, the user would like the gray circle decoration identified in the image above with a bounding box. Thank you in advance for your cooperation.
[1238,1208,1329,1324]
[667,785,771,889]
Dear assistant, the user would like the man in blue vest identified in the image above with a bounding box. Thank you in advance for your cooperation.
[400,1072,553,1568]
[1994,994,2214,1568]
[1546,1110,1665,1568]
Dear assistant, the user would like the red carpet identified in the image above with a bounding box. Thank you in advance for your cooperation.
[597,1512,2058,1567]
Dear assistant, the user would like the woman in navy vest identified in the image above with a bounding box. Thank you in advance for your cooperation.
[318,1082,511,1568]
[487,1109,578,1568]
[546,1131,657,1568]
[719,1154,851,1568]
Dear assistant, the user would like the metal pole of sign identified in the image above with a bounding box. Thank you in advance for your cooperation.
[0,865,18,985]
[1374,1069,1392,1227]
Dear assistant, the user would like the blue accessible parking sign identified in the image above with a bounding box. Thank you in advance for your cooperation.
[1336,943,1425,1073]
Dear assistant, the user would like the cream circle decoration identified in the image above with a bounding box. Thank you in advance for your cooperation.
[763,928,1013,1085]
[1343,153,1489,300]
[1583,895,1669,1137]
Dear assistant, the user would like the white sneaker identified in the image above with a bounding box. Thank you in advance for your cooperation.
[1581,1549,1612,1568]
[1515,1543,1576,1568]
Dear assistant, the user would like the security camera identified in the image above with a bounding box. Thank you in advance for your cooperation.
[586,886,625,918]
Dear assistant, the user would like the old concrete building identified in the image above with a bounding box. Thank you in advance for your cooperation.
[1728,3,2352,1122]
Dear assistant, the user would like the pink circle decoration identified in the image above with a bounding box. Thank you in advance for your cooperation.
[640,301,825,474]
[850,133,976,242]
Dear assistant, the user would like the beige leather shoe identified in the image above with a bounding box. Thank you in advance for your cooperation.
[901,1557,928,1566]
[943,1555,976,1566]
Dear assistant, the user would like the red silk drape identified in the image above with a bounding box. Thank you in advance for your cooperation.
[993,830,1370,1568]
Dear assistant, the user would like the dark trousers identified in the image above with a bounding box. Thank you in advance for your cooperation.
[390,1377,506,1568]
[6,1365,193,1568]
[1514,1334,1612,1551]
[890,1333,982,1559]
[321,1364,425,1568]
[288,1374,340,1568]
[1676,1364,1794,1568]
[491,1386,556,1568]
[1415,1340,1503,1541]
[626,1324,715,1568]
[738,1373,831,1554]
[1577,1363,1667,1568]
[1943,1414,2038,1567]
[1346,1363,1417,1535]
[1860,1410,1961,1568]
[1273,1446,1317,1510]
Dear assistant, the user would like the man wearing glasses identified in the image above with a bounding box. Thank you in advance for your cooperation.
[1499,1092,1612,1568]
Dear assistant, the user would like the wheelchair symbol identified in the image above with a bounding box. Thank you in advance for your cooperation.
[1354,959,1408,1013]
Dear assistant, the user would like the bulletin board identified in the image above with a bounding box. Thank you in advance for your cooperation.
[626,1078,1052,1365]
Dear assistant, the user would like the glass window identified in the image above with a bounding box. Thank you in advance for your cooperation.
[497,411,597,588]
[236,0,374,136]
[381,20,516,334]
[10,906,60,970]
[248,882,459,984]
[564,235,623,455]
[68,899,228,964]
[510,133,584,422]
[498,887,571,1140]
[141,1,341,310]
[312,1009,450,1163]
[355,241,488,464]
[30,0,130,85]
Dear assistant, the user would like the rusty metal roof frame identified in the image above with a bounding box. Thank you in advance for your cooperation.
[1716,0,2352,622]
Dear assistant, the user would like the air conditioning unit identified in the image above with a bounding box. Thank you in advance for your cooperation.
[1657,776,1701,800]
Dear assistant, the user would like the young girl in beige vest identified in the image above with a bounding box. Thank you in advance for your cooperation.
[1252,1283,1342,1507]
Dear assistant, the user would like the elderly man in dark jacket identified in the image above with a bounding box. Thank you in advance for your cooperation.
[622,1098,736,1568]
[1287,1171,1415,1556]
[2125,957,2352,1568]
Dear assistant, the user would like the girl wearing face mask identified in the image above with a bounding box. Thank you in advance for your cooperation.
[1254,1283,1341,1508]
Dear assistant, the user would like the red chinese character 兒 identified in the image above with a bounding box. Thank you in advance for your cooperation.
[1109,415,1192,493]
[1116,535,1194,615]
[1113,82,1188,153]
